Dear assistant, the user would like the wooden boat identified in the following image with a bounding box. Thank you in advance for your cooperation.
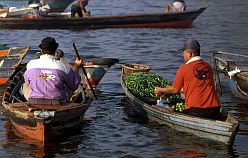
[213,51,248,100]
[1,55,119,143]
[2,66,93,143]
[121,65,239,145]
[0,3,41,18]
[0,47,29,86]
[0,8,206,29]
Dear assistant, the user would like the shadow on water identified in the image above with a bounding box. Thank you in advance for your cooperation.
[120,98,148,124]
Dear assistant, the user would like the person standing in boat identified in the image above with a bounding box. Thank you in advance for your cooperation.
[154,39,221,120]
[71,0,90,18]
[164,0,186,13]
[23,37,84,104]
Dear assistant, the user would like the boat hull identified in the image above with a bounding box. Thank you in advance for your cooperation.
[234,71,248,93]
[0,8,206,29]
[213,54,248,100]
[2,67,93,143]
[144,104,239,145]
[83,65,107,88]
[4,101,92,142]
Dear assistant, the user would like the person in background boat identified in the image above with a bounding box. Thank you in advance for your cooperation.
[28,0,40,4]
[154,39,221,120]
[71,0,90,18]
[23,37,84,104]
[27,0,50,16]
[164,0,186,13]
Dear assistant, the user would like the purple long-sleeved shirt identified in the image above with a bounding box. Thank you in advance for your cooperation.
[24,54,81,102]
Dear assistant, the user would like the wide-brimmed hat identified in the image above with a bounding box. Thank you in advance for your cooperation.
[39,37,59,52]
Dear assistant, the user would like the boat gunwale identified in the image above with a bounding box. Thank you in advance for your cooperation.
[144,103,238,133]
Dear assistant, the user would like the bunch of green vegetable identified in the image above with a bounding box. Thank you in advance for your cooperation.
[124,72,171,98]
[171,102,185,112]
[123,72,185,112]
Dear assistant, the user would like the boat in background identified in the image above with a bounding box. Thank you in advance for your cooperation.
[213,51,248,101]
[0,47,29,86]
[0,0,73,18]
[28,0,74,12]
[0,8,206,29]
[0,3,40,18]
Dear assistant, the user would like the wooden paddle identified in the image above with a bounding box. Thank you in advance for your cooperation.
[72,42,98,100]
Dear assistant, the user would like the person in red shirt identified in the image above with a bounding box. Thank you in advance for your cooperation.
[154,39,221,119]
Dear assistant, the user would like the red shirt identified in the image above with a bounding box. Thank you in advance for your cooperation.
[172,58,220,109]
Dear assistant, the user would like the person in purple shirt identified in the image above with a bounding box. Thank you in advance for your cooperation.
[23,37,84,104]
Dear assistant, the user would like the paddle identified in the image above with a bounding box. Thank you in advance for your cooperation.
[72,42,98,100]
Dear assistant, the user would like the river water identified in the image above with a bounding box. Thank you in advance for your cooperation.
[0,0,248,157]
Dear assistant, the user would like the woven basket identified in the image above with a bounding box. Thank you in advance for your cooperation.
[123,64,151,75]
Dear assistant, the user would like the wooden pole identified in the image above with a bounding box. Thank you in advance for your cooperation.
[72,42,98,100]
[217,51,248,58]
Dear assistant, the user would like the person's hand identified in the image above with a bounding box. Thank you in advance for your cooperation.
[154,87,163,96]
[75,58,84,68]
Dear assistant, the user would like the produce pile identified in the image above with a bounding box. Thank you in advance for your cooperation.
[123,72,185,112]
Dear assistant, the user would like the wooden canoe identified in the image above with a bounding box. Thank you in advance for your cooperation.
[121,65,239,145]
[2,66,93,144]
[0,8,206,29]
[0,47,29,86]
[213,51,248,100]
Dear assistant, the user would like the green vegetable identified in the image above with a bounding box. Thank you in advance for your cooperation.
[172,102,185,112]
[124,72,185,112]
[124,72,170,98]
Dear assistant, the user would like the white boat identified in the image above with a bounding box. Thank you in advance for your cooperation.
[29,0,74,12]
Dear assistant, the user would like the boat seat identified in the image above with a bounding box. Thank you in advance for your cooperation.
[28,98,61,105]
